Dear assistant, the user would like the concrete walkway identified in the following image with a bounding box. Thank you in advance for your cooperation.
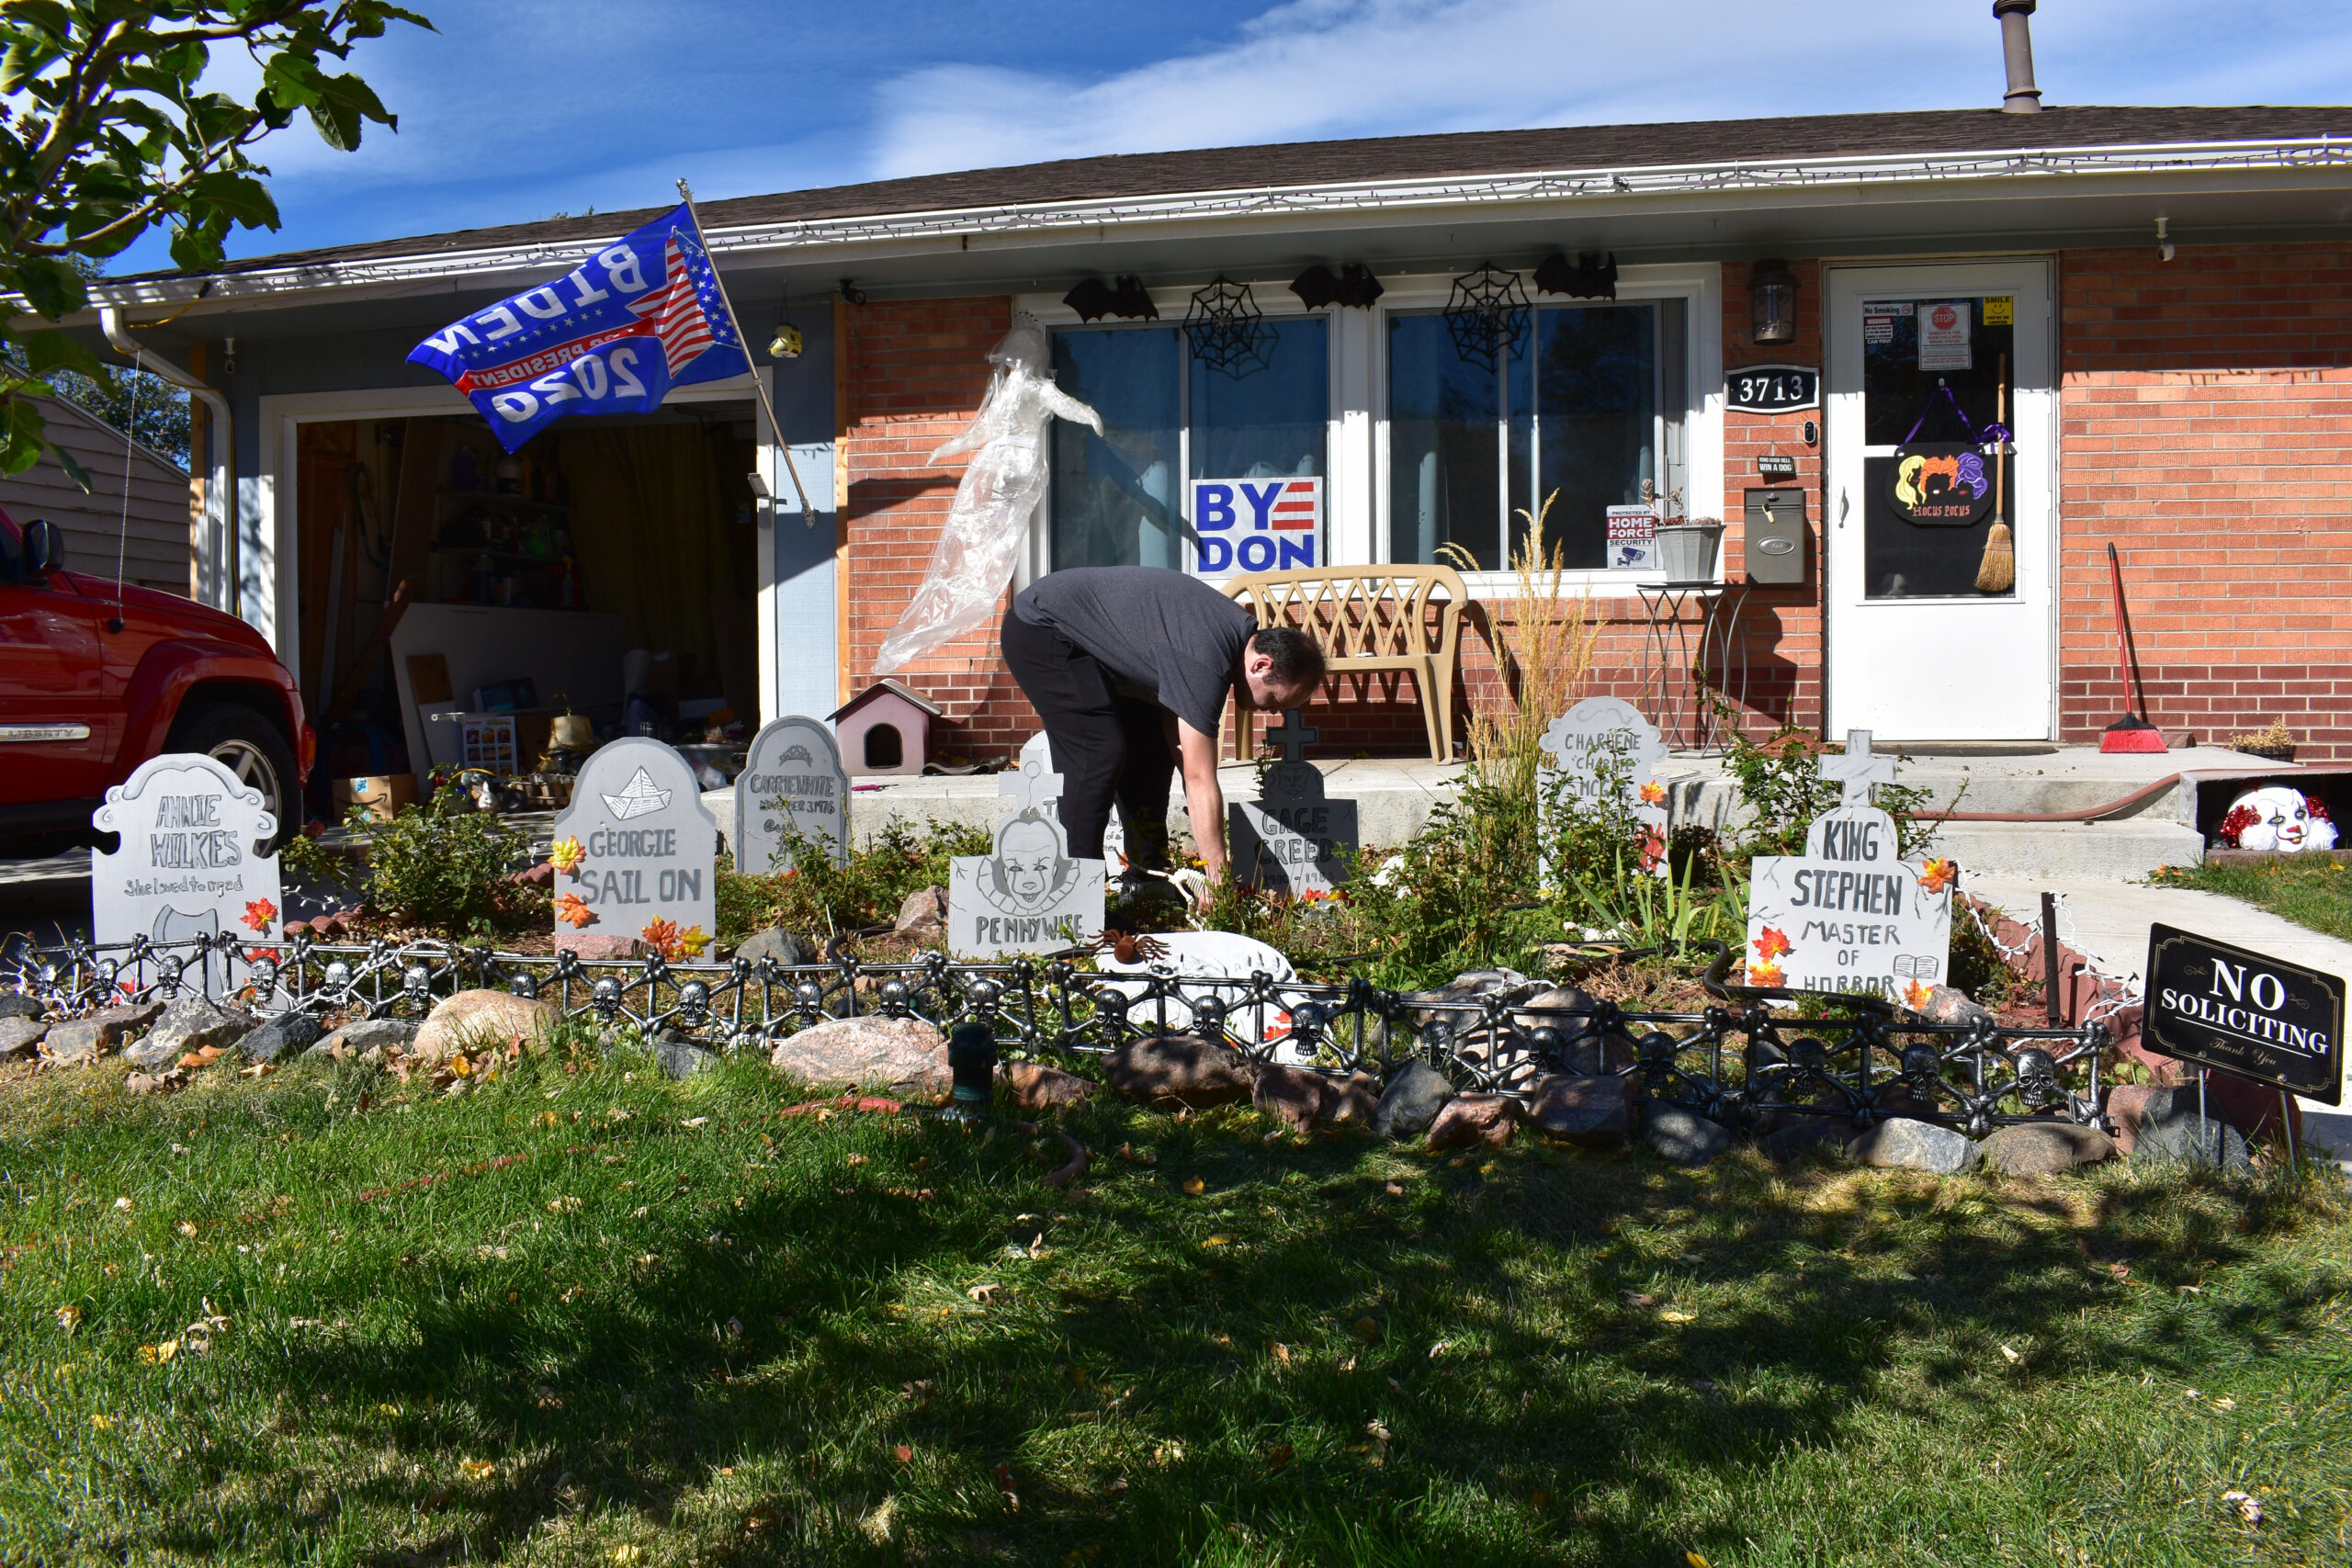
[1968,871,2352,1160]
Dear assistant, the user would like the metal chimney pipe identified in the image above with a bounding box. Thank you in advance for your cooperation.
[1995,0,2042,112]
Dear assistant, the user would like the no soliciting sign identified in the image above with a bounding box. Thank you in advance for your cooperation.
[2143,922,2344,1104]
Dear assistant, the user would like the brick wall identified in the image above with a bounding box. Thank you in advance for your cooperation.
[2058,243,2352,761]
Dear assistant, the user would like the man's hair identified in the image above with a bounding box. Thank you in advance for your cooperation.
[1250,625,1327,688]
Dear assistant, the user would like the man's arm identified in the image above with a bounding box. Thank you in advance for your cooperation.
[1172,714,1227,907]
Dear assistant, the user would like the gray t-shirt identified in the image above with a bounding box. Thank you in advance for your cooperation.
[1013,567,1256,736]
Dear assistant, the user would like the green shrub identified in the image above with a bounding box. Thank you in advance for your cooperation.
[278,792,540,935]
[1718,707,1945,863]
[717,819,990,943]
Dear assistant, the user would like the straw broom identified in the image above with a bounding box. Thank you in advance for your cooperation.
[1975,352,2015,592]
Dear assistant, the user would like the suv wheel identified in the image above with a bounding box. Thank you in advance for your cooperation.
[164,703,300,850]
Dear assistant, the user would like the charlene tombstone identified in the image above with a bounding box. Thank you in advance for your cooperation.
[1535,696,1670,883]
[948,751,1105,959]
[92,753,283,987]
[1743,731,1952,1000]
[549,737,719,956]
[735,716,849,874]
[1230,710,1357,896]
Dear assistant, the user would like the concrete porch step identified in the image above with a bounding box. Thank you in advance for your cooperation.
[1928,818,2206,881]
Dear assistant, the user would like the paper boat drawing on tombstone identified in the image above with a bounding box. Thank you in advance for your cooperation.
[601,767,673,820]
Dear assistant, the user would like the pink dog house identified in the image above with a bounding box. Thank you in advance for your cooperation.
[830,679,941,776]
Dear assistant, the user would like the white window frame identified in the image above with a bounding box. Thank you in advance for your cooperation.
[1372,262,1722,597]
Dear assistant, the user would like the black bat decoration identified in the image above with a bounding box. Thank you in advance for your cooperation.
[1110,276,1159,320]
[1064,277,1118,322]
[1289,263,1385,310]
[1534,252,1618,299]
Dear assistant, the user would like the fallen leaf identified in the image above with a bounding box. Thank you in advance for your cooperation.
[113,1197,131,1211]
[993,1461,1021,1509]
[2187,1389,2203,1401]
[1530,1488,1549,1510]
[1270,1342,1291,1364]
[1688,1554,1714,1568]
[460,1459,493,1479]
[613,1547,641,1565]
[1621,1291,1657,1308]
[683,1116,709,1128]
[1659,1310,1695,1325]
[138,1339,178,1364]
[2000,1344,2022,1364]
[1428,1339,1455,1358]
[2222,1489,2263,1525]
[1266,1442,1294,1472]
[1180,1177,1205,1196]
[1204,1235,1231,1247]
[1351,1317,1383,1343]
[54,1304,81,1333]
[89,1413,113,1429]
[967,1283,1002,1304]
[894,1444,912,1463]
[845,1154,866,1167]
[2216,1397,2237,1411]
[1385,1181,1405,1196]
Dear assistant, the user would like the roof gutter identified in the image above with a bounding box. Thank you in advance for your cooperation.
[100,306,236,617]
[74,132,2352,315]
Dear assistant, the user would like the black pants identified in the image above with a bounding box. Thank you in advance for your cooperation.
[1000,606,1172,870]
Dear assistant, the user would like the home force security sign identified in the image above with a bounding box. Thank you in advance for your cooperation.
[948,754,1105,958]
[550,739,718,956]
[92,753,282,953]
[1745,805,1953,1000]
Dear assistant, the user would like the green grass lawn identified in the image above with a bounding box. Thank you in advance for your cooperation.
[3,1035,2348,1566]
[2154,859,2352,944]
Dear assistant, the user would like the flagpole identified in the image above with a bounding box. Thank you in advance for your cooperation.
[676,179,814,521]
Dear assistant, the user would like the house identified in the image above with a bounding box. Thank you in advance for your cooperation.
[64,10,2352,765]
[3,394,192,596]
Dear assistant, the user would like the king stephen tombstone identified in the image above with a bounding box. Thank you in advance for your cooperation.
[92,753,284,973]
[1231,710,1358,897]
[735,716,850,874]
[948,752,1105,959]
[551,737,719,956]
[1536,696,1669,882]
[1744,731,1953,999]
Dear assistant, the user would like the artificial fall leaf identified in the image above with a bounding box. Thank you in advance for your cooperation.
[549,836,586,874]
[241,897,277,933]
[460,1460,494,1479]
[1747,959,1784,988]
[1918,857,1959,894]
[1180,1177,1205,1196]
[1640,780,1668,806]
[1902,977,1935,1011]
[1751,925,1792,961]
[639,918,685,960]
[678,925,713,956]
[554,893,595,929]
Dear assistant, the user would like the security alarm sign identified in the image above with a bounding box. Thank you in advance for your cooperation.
[1189,477,1321,576]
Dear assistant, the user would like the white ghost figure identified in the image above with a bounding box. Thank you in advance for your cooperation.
[2221,785,2339,853]
[873,313,1103,673]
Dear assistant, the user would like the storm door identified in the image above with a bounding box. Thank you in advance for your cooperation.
[1825,262,2054,739]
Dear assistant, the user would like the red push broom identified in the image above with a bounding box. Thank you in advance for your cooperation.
[2099,541,2167,754]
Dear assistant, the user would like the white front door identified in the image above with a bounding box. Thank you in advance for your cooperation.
[1826,261,2055,740]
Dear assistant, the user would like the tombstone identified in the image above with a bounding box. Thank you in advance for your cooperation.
[1230,710,1357,896]
[550,738,719,956]
[1744,734,1951,999]
[735,716,849,874]
[92,753,283,986]
[1097,930,1301,1047]
[1535,696,1670,882]
[947,751,1105,958]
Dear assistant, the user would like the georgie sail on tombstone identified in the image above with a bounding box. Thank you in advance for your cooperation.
[407,204,750,451]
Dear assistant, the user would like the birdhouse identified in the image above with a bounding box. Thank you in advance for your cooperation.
[830,679,942,776]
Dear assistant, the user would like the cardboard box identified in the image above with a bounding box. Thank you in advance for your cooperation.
[335,773,417,823]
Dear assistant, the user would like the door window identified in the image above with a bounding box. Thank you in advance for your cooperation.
[1860,297,2017,599]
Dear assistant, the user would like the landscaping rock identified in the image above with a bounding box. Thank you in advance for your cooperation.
[1528,1074,1638,1147]
[1908,985,1993,1026]
[124,996,256,1070]
[308,1019,420,1060]
[1371,1061,1455,1138]
[40,1002,164,1064]
[1102,1033,1253,1108]
[1252,1063,1326,1133]
[413,989,560,1062]
[1002,1060,1099,1111]
[1980,1121,2114,1176]
[653,1036,719,1079]
[896,886,949,942]
[2112,1086,2253,1171]
[1515,987,1621,1073]
[737,927,819,969]
[1850,1117,1980,1174]
[1763,1121,1854,1166]
[239,1012,322,1064]
[769,1015,950,1097]
[0,993,45,1020]
[1426,1092,1520,1151]
[1642,1101,1732,1166]
[560,934,650,963]
[0,1016,47,1056]
[1317,1070,1382,1128]
[1410,967,1530,1023]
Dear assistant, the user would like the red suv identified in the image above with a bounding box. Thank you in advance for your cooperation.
[1,506,311,847]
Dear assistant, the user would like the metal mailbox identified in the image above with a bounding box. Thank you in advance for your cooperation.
[1743,487,1807,584]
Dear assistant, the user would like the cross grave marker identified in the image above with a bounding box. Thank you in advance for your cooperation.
[1819,728,1898,808]
[735,716,850,874]
[948,751,1105,958]
[1230,709,1358,896]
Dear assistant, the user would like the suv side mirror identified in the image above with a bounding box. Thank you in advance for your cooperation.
[21,518,64,580]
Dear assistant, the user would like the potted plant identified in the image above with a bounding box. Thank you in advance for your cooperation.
[2229,716,2296,763]
[1657,514,1725,582]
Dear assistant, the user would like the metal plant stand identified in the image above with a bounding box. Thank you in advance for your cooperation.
[1635,581,1751,753]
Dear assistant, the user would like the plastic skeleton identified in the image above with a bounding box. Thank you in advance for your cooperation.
[874,314,1103,673]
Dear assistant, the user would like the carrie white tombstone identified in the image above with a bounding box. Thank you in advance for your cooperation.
[947,751,1105,959]
[1230,710,1357,896]
[549,737,719,955]
[735,716,849,874]
[1536,696,1669,881]
[1744,733,1952,1000]
[91,753,283,968]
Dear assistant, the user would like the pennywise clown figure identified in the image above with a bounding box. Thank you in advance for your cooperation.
[874,313,1103,673]
[976,809,1080,915]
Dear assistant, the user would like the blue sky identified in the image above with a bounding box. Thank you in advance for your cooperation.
[123,0,2352,273]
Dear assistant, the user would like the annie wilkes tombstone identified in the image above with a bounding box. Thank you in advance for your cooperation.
[551,737,719,954]
[948,752,1105,959]
[735,716,849,874]
[92,753,283,964]
[1231,710,1357,896]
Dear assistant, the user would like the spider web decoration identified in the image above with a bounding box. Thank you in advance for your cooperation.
[1443,264,1531,372]
[1183,276,1273,379]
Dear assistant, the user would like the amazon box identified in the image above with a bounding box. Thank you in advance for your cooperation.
[335,773,417,824]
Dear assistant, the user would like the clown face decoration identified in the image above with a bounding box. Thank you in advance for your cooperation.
[2217,786,2338,853]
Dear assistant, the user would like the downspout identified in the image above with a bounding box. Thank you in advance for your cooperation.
[98,306,236,617]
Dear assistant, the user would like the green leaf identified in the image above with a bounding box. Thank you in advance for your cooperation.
[306,96,361,152]
[168,220,226,275]
[8,254,85,319]
[0,2,72,41]
[20,328,104,380]
[318,71,394,127]
[0,393,50,477]
[187,169,278,230]
[48,437,90,493]
[261,50,325,108]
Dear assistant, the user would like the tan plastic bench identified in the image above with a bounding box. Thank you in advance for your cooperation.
[1222,566,1467,762]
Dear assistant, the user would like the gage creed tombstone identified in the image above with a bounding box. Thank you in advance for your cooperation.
[551,737,718,954]
[735,716,849,874]
[92,752,284,966]
[1231,710,1357,896]
[948,752,1105,959]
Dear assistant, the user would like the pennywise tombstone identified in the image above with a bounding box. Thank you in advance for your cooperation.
[948,753,1105,959]
[873,313,1103,673]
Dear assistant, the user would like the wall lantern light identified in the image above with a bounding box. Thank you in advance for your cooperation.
[1749,259,1798,345]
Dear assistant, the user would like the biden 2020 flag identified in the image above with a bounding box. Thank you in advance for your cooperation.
[408,205,748,450]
